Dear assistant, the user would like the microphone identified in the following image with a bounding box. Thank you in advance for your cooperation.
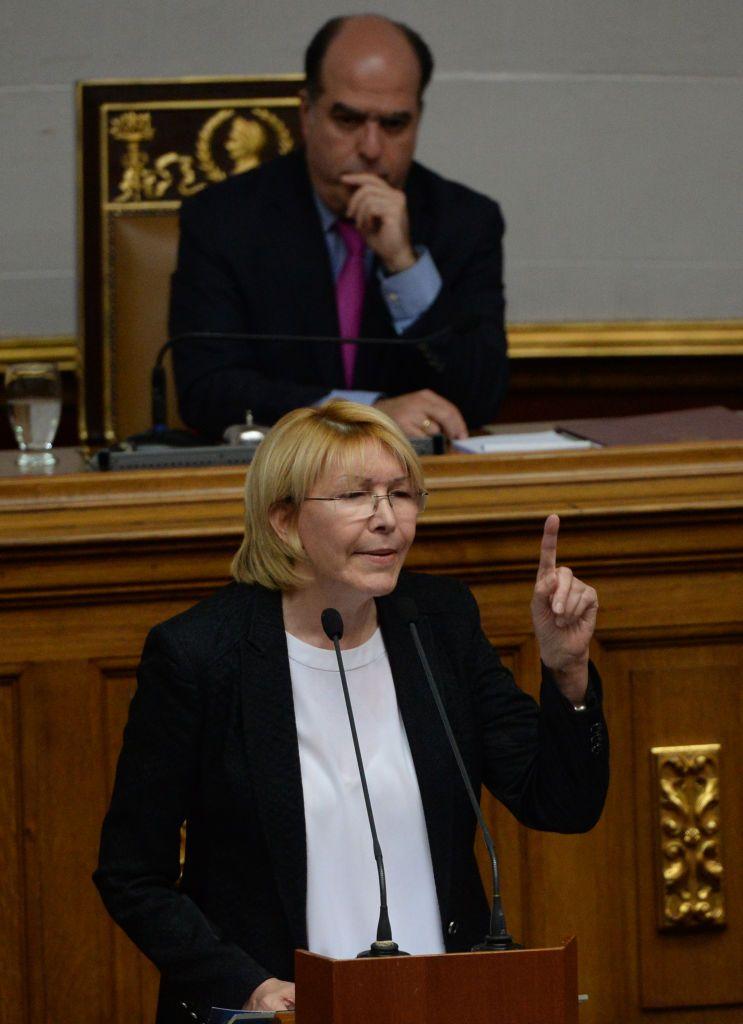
[395,595,521,952]
[165,312,481,355]
[137,314,483,443]
[320,608,408,959]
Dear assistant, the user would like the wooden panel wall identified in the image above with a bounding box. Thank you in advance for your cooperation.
[0,443,741,1023]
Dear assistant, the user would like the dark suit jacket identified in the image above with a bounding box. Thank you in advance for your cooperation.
[168,151,508,440]
[94,572,608,1022]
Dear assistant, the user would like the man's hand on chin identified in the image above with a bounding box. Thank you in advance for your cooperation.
[341,172,417,274]
[375,390,468,441]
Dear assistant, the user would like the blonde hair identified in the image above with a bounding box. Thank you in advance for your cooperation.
[231,399,425,591]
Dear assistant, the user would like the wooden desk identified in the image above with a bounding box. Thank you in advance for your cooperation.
[1,443,741,1024]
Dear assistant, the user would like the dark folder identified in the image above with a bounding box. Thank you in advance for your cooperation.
[557,406,743,447]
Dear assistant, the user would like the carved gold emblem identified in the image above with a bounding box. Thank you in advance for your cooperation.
[195,107,294,182]
[107,105,295,203]
[651,744,725,930]
[109,111,203,202]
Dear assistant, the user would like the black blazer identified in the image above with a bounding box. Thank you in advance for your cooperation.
[168,151,508,439]
[94,572,608,1021]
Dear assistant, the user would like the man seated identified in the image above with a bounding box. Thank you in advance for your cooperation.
[169,14,508,442]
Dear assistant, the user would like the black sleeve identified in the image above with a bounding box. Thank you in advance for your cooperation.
[93,626,271,1011]
[402,199,508,429]
[460,588,609,832]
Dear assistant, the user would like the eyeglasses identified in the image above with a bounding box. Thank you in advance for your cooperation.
[303,488,428,520]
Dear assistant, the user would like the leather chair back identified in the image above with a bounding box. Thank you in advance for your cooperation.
[109,212,181,441]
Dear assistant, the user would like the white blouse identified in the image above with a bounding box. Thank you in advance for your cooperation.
[287,628,445,959]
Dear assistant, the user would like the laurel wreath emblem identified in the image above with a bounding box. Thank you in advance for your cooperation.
[196,107,294,182]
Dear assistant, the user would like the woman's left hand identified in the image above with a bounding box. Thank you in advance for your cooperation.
[530,514,599,704]
[244,977,296,1011]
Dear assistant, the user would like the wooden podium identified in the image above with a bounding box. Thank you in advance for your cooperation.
[287,938,578,1024]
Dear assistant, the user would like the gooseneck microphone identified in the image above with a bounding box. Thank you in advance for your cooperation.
[137,314,484,443]
[396,596,521,952]
[320,607,408,959]
[165,312,481,361]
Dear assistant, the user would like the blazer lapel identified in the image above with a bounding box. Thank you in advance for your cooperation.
[237,582,457,950]
[266,152,342,390]
[239,586,308,950]
[376,593,456,918]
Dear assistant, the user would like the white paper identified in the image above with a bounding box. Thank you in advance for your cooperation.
[452,430,596,454]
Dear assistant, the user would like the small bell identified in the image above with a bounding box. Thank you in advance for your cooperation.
[223,410,267,446]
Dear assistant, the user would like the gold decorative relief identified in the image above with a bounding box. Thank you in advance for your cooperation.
[651,744,725,931]
[104,98,300,207]
[196,106,294,182]
[109,111,204,202]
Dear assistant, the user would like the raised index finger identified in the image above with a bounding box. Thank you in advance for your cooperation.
[537,513,560,578]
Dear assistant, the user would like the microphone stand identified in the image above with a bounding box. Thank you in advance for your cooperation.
[126,346,205,448]
[321,608,408,959]
[401,600,521,952]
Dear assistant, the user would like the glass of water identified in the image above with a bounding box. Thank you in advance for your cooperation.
[5,362,62,468]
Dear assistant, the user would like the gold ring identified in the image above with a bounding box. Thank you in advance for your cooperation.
[421,417,432,430]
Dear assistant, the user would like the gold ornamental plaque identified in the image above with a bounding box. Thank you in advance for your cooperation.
[651,744,725,931]
[103,98,300,208]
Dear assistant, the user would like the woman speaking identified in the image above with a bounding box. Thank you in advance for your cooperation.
[95,399,608,1021]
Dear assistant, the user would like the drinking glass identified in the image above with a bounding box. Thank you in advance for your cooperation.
[5,362,62,468]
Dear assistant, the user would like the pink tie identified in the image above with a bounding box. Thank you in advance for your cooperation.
[335,221,366,388]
